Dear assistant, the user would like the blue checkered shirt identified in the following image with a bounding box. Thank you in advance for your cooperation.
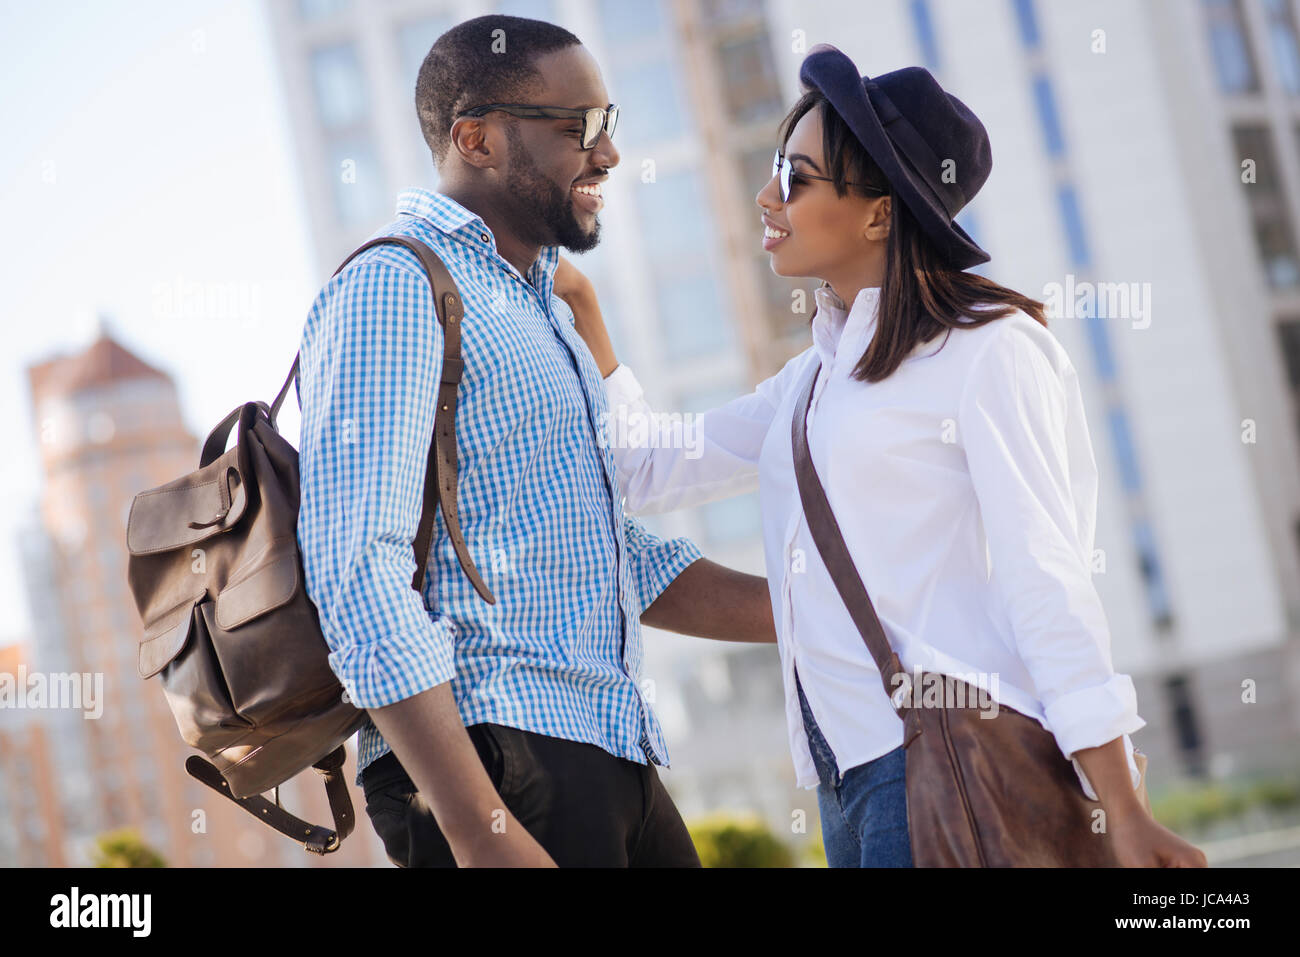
[295,188,704,785]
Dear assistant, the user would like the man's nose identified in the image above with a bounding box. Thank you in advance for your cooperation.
[592,128,619,168]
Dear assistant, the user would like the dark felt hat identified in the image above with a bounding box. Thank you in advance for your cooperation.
[798,44,992,268]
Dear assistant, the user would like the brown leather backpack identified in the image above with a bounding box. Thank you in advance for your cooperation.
[124,236,494,854]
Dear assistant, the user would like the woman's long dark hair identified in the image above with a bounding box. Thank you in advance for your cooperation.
[778,91,1046,383]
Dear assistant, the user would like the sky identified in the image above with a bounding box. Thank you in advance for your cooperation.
[0,0,317,645]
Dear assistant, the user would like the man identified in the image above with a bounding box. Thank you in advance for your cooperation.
[294,14,776,867]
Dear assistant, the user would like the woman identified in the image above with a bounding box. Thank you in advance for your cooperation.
[556,45,1205,868]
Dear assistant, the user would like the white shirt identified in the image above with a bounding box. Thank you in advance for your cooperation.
[602,283,1145,797]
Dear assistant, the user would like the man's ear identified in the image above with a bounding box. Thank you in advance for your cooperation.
[863,195,891,242]
[449,116,497,170]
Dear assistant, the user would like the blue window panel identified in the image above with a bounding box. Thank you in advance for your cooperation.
[599,0,666,43]
[1056,184,1092,267]
[654,272,734,362]
[297,0,348,21]
[909,0,942,71]
[1203,0,1261,93]
[1032,74,1066,157]
[1262,0,1300,94]
[609,58,687,146]
[1106,409,1144,494]
[636,170,713,259]
[1011,0,1041,49]
[309,43,368,131]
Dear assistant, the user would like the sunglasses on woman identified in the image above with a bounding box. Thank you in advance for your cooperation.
[457,103,619,150]
[772,149,888,203]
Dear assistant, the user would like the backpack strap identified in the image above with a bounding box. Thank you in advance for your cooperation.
[270,236,496,605]
[185,747,353,854]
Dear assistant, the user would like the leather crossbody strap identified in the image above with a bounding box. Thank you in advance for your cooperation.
[269,236,495,605]
[791,359,910,713]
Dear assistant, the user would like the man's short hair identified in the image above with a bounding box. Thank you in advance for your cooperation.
[416,14,583,165]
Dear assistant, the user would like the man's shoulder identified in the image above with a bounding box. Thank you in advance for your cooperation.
[331,218,463,286]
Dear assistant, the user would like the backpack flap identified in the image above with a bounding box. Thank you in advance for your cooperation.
[214,541,299,631]
[126,460,248,556]
[138,595,201,679]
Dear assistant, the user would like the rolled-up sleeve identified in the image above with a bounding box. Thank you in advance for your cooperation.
[957,319,1145,800]
[621,515,705,618]
[296,258,458,709]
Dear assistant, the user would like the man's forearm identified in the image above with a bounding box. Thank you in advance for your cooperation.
[641,557,777,642]
[366,683,527,863]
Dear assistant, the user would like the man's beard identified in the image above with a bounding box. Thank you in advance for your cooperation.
[503,123,600,253]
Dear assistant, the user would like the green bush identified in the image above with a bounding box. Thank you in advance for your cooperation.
[687,813,795,868]
[1151,774,1300,833]
[91,828,167,868]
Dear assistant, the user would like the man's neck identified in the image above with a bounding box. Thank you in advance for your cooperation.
[439,183,543,280]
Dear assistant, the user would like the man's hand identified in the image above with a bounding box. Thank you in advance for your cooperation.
[641,557,777,643]
[367,683,557,867]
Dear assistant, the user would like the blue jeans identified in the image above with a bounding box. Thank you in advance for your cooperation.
[796,667,912,868]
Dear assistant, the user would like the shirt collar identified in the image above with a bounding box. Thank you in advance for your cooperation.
[812,283,881,369]
[395,187,560,297]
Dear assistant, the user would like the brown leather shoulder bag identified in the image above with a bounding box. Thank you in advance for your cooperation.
[791,358,1150,866]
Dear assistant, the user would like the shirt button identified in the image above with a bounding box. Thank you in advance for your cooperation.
[479,232,489,243]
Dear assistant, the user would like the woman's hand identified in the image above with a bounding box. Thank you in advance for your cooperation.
[1107,809,1208,868]
[554,254,619,378]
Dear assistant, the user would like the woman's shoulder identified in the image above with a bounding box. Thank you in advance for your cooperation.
[947,305,1072,376]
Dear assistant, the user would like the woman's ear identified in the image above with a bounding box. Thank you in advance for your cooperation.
[863,195,891,242]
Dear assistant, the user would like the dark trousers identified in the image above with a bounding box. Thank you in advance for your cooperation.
[361,722,702,867]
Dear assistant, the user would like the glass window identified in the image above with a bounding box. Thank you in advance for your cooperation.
[1011,0,1040,49]
[1031,74,1065,157]
[653,272,734,361]
[1106,409,1143,494]
[297,0,348,21]
[309,43,368,131]
[1262,0,1300,94]
[1278,318,1300,389]
[1163,675,1203,774]
[599,0,666,44]
[608,58,686,146]
[327,137,387,227]
[1056,184,1091,267]
[909,0,942,70]
[1232,124,1300,288]
[699,0,765,26]
[714,33,783,125]
[1202,0,1261,93]
[1134,521,1174,631]
[636,170,713,260]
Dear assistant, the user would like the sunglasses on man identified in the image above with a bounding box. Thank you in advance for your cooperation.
[772,149,888,203]
[456,103,619,150]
